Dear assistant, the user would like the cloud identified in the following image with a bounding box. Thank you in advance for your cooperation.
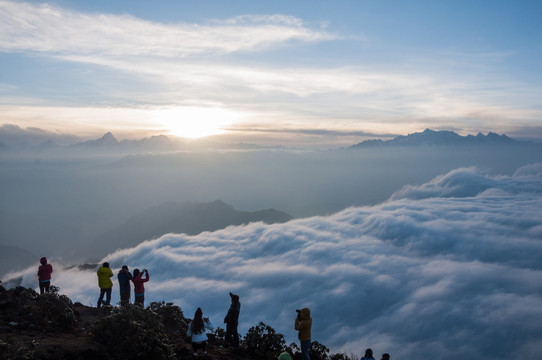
[0,1,333,57]
[4,164,542,359]
[390,164,542,200]
[2,2,542,143]
[0,123,81,146]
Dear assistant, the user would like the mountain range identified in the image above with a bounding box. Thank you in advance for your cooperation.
[0,128,532,155]
[349,128,522,149]
[0,129,277,154]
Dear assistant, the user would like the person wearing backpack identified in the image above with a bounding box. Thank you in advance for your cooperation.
[117,265,132,306]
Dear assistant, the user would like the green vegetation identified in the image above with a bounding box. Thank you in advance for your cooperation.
[91,304,176,360]
[0,285,362,360]
[244,321,286,360]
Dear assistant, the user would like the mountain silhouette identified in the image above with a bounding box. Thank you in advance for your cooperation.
[70,132,120,150]
[86,200,292,258]
[349,128,521,148]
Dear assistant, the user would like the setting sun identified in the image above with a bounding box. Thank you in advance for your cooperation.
[152,106,237,139]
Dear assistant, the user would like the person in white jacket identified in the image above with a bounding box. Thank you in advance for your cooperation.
[187,307,214,357]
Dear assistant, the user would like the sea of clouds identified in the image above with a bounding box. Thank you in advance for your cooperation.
[5,163,542,359]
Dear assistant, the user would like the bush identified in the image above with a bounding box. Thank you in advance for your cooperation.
[148,301,188,337]
[34,286,77,330]
[310,340,330,360]
[91,305,175,360]
[244,322,286,360]
[330,354,358,360]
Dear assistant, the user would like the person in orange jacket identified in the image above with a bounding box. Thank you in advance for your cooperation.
[295,308,312,360]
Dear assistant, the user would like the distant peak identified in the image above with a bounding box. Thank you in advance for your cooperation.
[101,132,116,140]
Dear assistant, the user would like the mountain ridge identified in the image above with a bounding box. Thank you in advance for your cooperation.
[85,200,293,258]
[349,128,522,149]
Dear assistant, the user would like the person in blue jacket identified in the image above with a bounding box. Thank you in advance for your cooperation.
[117,265,132,306]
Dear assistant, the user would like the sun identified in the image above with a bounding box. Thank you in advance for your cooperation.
[152,106,237,139]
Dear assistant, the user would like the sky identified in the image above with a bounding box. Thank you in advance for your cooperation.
[4,163,542,359]
[1,0,542,147]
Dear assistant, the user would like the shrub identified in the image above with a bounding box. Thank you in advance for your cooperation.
[148,301,188,337]
[91,305,175,360]
[244,322,286,360]
[330,354,358,360]
[310,340,330,360]
[35,290,77,330]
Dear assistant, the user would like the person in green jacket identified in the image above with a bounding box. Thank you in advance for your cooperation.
[96,262,114,308]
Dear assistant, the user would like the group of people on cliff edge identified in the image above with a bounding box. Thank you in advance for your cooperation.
[37,258,388,359]
[96,262,149,308]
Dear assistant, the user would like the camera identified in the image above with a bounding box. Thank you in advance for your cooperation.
[296,309,301,313]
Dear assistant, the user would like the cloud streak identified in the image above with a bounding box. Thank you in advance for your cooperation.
[4,164,542,359]
[0,1,333,57]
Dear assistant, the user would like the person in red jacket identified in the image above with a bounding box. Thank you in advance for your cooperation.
[131,268,149,306]
[37,257,53,294]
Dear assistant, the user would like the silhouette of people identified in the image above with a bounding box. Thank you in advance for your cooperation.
[278,352,293,360]
[361,348,375,360]
[187,307,214,357]
[295,308,312,360]
[381,353,390,360]
[117,265,132,306]
[96,262,113,308]
[131,268,149,306]
[37,257,53,294]
[224,291,241,350]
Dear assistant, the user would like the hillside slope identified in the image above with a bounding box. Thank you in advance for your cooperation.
[85,200,292,258]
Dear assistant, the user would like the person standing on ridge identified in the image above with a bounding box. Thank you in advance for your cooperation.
[224,291,241,350]
[96,262,113,308]
[37,257,53,294]
[187,307,214,357]
[131,268,149,306]
[117,265,132,306]
[295,307,312,360]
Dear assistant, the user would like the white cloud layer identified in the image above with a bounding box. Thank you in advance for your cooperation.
[5,163,542,359]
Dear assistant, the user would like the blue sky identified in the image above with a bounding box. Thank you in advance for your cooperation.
[1,0,542,146]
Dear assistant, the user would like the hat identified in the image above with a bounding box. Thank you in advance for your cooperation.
[103,262,109,267]
[278,352,293,360]
[122,265,128,270]
[230,292,240,302]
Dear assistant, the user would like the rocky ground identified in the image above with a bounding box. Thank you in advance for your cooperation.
[0,285,248,360]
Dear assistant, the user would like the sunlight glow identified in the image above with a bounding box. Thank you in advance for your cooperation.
[152,106,238,138]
